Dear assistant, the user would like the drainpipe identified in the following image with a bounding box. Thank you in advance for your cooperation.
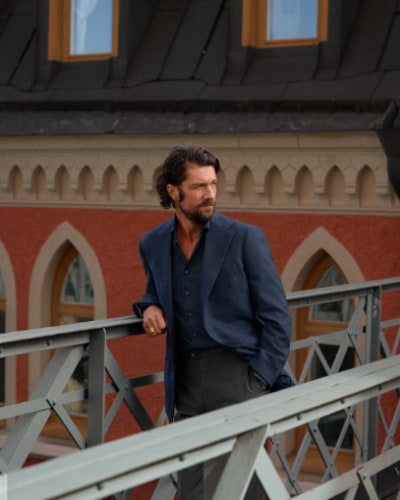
[377,101,400,200]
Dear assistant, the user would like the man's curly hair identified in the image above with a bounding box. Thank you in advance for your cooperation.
[157,144,220,209]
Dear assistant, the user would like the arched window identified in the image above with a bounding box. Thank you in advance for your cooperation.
[44,245,94,437]
[53,245,94,325]
[310,264,353,323]
[296,254,356,474]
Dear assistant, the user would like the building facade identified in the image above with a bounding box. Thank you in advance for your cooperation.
[0,0,399,473]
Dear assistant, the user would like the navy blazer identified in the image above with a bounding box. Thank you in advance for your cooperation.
[135,212,292,422]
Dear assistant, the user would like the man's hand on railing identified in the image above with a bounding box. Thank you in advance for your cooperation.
[143,305,168,337]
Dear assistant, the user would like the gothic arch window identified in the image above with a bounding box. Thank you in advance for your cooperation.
[326,166,345,206]
[29,222,106,437]
[32,166,46,200]
[357,166,376,207]
[295,253,356,474]
[127,166,143,201]
[8,166,23,199]
[236,166,254,204]
[103,165,118,201]
[55,166,70,201]
[265,166,283,205]
[43,245,94,437]
[78,166,94,200]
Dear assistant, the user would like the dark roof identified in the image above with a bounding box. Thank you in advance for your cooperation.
[1,0,400,136]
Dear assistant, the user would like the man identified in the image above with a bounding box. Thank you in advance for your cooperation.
[133,144,292,499]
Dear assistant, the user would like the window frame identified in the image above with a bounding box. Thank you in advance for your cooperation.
[242,0,329,48]
[48,0,120,62]
[42,245,94,440]
[293,253,356,474]
[52,245,94,323]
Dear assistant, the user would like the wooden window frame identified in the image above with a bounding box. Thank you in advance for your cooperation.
[52,245,94,322]
[48,0,120,62]
[242,0,329,48]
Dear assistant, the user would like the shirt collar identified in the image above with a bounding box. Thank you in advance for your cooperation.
[171,215,211,233]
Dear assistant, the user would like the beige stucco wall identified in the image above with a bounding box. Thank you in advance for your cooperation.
[0,131,398,213]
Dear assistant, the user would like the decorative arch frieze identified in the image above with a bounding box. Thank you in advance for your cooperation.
[295,166,315,206]
[127,165,143,201]
[31,165,46,200]
[0,132,396,212]
[236,166,254,204]
[8,165,23,200]
[326,166,346,206]
[102,165,119,201]
[78,166,94,201]
[54,166,70,201]
[265,166,284,205]
[356,166,377,207]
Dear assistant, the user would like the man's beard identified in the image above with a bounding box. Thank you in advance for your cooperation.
[178,200,216,224]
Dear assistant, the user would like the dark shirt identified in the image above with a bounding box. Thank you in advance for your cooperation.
[171,222,220,351]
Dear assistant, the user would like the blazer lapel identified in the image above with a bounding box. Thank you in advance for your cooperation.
[201,213,234,305]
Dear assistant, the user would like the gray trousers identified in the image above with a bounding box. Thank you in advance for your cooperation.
[174,347,268,500]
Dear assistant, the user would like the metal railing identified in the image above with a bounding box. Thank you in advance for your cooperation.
[1,277,399,498]
[6,357,400,500]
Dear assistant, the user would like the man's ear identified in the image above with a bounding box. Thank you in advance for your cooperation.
[166,184,179,201]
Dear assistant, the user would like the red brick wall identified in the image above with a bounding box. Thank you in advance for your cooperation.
[0,206,399,441]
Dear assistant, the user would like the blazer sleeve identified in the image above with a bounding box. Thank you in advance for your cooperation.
[243,226,291,387]
[132,239,162,317]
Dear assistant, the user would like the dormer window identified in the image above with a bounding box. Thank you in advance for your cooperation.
[242,0,329,48]
[48,0,119,61]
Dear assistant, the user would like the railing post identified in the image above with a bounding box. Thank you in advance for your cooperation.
[86,328,106,447]
[363,286,381,464]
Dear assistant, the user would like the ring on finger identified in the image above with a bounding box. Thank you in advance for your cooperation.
[149,327,155,335]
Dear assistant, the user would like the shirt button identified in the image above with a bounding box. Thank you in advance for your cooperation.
[184,290,189,296]
[184,269,189,275]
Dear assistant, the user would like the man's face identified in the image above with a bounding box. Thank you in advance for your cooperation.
[174,164,217,224]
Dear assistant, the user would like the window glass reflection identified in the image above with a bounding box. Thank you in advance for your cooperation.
[70,0,113,55]
[267,0,318,40]
[310,266,353,322]
[62,255,94,305]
